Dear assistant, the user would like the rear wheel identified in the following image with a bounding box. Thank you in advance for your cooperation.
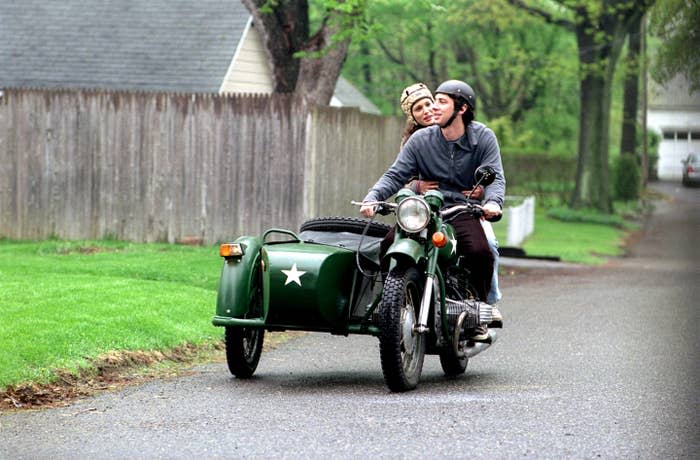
[440,270,470,376]
[378,266,425,392]
[225,258,265,378]
[439,344,468,376]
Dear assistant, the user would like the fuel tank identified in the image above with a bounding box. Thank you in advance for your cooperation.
[437,223,459,264]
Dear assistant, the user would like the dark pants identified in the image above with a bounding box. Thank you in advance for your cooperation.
[450,213,494,302]
[379,214,494,301]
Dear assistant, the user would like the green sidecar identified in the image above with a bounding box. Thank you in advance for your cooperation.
[212,217,391,378]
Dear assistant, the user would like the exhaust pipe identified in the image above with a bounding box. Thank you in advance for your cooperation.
[465,330,497,358]
[454,311,498,358]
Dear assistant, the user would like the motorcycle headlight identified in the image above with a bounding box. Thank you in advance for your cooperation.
[396,197,431,233]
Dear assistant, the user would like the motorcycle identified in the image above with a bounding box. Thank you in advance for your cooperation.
[212,166,500,392]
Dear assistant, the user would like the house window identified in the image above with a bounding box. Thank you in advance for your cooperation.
[677,131,688,141]
[691,132,700,140]
[663,131,675,140]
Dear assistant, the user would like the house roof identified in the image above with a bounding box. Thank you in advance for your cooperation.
[649,75,700,111]
[0,0,248,93]
[331,77,381,115]
[0,0,381,113]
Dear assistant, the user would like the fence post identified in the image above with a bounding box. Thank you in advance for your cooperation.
[505,195,536,247]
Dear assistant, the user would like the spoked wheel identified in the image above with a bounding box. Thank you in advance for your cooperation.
[225,258,265,378]
[378,266,425,392]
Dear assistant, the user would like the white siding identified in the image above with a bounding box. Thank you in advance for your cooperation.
[219,19,274,95]
[648,110,700,180]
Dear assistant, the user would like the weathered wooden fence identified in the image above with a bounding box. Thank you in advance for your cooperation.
[0,89,403,243]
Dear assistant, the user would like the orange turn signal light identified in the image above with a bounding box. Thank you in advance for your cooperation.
[432,231,448,248]
[220,243,244,258]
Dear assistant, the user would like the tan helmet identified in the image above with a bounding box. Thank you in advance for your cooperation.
[400,83,434,119]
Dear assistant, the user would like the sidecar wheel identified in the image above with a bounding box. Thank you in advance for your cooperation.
[378,266,425,392]
[225,326,264,378]
[300,216,391,238]
[224,255,265,378]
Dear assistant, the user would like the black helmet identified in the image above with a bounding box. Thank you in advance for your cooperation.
[435,80,476,112]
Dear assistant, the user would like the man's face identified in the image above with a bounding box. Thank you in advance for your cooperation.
[432,93,455,125]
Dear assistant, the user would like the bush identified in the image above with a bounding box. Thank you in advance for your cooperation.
[546,206,631,228]
[613,154,641,201]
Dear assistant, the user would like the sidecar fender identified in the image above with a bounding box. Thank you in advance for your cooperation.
[385,237,424,266]
[214,236,269,325]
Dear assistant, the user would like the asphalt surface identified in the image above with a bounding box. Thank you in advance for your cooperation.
[1,182,698,459]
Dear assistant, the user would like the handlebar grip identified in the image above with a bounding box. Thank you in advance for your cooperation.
[376,203,393,216]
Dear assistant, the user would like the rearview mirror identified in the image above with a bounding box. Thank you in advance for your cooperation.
[474,165,496,186]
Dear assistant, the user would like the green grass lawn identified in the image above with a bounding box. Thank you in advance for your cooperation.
[0,209,636,390]
[493,207,632,264]
[0,240,223,389]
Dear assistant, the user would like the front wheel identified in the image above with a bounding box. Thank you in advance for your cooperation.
[378,266,425,392]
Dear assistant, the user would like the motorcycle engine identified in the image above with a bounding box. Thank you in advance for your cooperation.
[442,268,493,338]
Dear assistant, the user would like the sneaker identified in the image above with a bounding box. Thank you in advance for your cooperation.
[491,305,503,323]
[468,323,490,343]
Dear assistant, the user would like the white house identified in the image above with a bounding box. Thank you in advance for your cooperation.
[647,75,700,180]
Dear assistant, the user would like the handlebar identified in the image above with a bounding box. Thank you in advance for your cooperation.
[350,200,397,215]
[440,203,483,219]
[352,199,500,221]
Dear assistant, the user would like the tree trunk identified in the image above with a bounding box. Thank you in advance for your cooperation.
[242,0,355,107]
[241,0,309,93]
[640,15,649,186]
[620,17,641,157]
[570,25,626,213]
[296,23,351,106]
[571,73,614,212]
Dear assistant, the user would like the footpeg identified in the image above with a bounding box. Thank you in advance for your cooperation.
[477,302,493,324]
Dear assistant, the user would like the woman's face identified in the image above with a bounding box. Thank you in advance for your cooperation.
[411,98,435,127]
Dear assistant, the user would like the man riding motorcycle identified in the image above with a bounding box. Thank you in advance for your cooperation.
[360,79,506,341]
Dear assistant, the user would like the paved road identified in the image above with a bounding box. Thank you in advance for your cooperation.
[1,182,698,459]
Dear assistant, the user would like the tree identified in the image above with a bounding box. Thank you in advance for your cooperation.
[241,0,367,106]
[649,0,700,93]
[615,14,643,201]
[508,0,655,213]
[620,15,642,159]
[342,0,580,153]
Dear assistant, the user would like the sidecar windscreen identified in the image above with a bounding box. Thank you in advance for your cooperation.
[298,230,383,267]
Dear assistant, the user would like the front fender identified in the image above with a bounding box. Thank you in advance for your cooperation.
[385,237,425,266]
[213,236,269,324]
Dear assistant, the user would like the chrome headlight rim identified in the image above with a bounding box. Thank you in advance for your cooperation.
[396,196,431,233]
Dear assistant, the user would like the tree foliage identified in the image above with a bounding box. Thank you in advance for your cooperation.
[342,0,580,154]
[649,0,700,92]
[507,0,654,213]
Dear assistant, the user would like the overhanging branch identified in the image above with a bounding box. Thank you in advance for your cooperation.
[506,0,575,32]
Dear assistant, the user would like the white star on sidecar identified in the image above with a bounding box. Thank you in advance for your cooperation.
[281,263,306,286]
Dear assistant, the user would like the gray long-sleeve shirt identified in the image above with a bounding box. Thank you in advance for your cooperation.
[363,122,506,207]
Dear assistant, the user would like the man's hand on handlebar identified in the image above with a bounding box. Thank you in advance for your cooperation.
[481,202,502,220]
[360,203,376,218]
